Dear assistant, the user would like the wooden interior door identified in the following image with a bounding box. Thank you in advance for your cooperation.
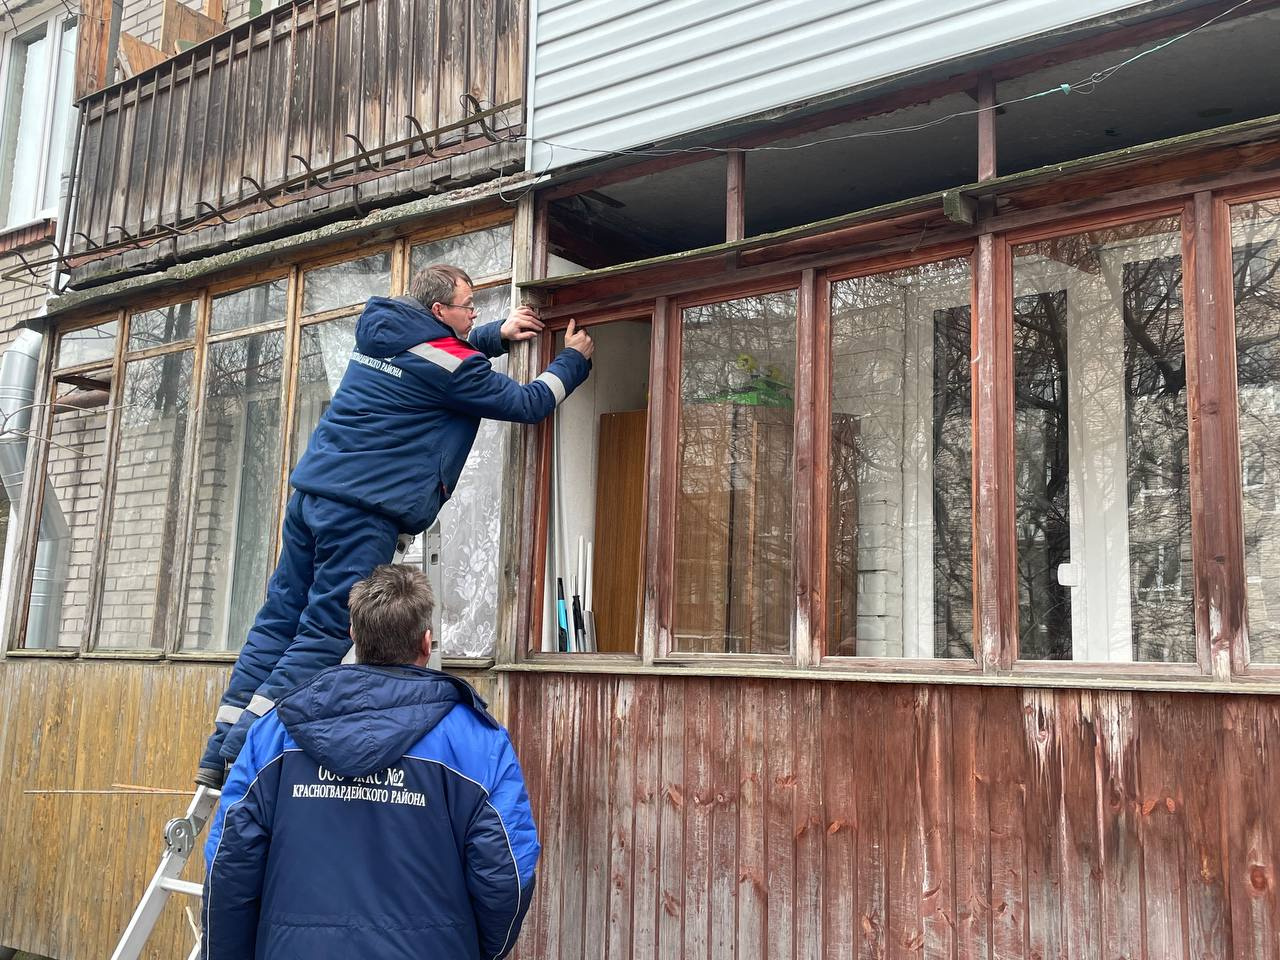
[591,410,647,653]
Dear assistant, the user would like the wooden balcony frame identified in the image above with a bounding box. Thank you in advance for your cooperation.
[509,127,1280,694]
[64,0,526,264]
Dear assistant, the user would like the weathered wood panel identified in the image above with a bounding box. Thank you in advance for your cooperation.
[119,34,168,77]
[70,0,525,258]
[0,657,503,960]
[510,672,1280,960]
[160,0,225,56]
[74,0,114,100]
[0,659,226,960]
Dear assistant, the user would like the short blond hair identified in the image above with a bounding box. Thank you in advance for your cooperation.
[348,565,435,665]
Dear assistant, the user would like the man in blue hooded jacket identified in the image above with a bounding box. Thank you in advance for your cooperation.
[195,264,593,785]
[202,564,538,960]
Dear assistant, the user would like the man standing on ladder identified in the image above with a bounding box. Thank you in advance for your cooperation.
[194,264,594,787]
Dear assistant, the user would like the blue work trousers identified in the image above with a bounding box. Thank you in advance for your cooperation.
[198,492,400,771]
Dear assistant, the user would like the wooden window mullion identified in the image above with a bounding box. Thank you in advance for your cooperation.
[273,264,304,569]
[509,193,544,662]
[1184,191,1247,679]
[512,335,550,660]
[641,297,672,665]
[164,289,213,655]
[390,237,409,296]
[971,233,1017,672]
[83,309,130,652]
[652,297,682,660]
[792,268,821,667]
[809,273,832,664]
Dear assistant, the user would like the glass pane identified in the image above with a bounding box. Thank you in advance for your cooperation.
[184,331,285,651]
[0,25,49,227]
[1012,217,1192,663]
[410,223,513,284]
[97,351,193,648]
[22,379,111,648]
[129,301,195,350]
[42,19,76,212]
[828,258,973,658]
[291,317,357,467]
[1232,199,1280,662]
[673,291,797,655]
[211,279,288,334]
[56,321,118,368]
[302,253,391,315]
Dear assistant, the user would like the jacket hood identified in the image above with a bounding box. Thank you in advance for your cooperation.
[275,664,494,778]
[355,296,453,357]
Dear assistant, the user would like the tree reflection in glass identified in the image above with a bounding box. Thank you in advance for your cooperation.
[1012,219,1192,663]
[1233,199,1280,662]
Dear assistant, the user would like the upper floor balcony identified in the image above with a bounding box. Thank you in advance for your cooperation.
[65,0,525,281]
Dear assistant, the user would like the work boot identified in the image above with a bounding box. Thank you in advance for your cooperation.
[194,763,227,790]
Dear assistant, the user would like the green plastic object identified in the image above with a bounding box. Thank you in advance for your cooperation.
[695,353,794,407]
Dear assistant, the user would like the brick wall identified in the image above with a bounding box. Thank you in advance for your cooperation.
[120,0,269,52]
[96,351,191,648]
[224,0,254,28]
[120,0,164,51]
[0,273,48,338]
[184,415,235,645]
[121,0,217,53]
[10,318,286,652]
[181,331,284,652]
[37,398,108,648]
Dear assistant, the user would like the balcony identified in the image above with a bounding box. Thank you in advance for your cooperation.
[66,0,524,275]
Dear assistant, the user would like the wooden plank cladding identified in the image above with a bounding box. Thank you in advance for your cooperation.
[70,0,525,258]
[0,658,227,960]
[0,657,504,960]
[510,671,1280,960]
[74,0,114,100]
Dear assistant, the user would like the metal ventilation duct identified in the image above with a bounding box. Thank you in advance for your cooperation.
[0,329,69,648]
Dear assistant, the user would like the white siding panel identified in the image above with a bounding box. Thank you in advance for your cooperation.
[528,0,1150,169]
[539,0,771,61]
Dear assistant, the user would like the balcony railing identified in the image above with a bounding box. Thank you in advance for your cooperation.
[67,0,524,261]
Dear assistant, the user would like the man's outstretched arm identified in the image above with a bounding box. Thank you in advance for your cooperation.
[440,345,591,424]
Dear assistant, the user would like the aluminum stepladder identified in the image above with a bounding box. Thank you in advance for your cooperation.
[109,523,444,959]
[109,785,219,960]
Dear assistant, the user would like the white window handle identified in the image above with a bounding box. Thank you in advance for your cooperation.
[1056,562,1079,587]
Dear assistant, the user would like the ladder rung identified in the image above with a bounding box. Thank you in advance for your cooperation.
[158,878,204,898]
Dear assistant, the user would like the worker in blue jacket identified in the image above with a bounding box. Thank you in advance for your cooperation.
[202,564,538,960]
[195,264,594,786]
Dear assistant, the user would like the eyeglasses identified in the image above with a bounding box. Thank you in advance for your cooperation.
[441,302,478,315]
